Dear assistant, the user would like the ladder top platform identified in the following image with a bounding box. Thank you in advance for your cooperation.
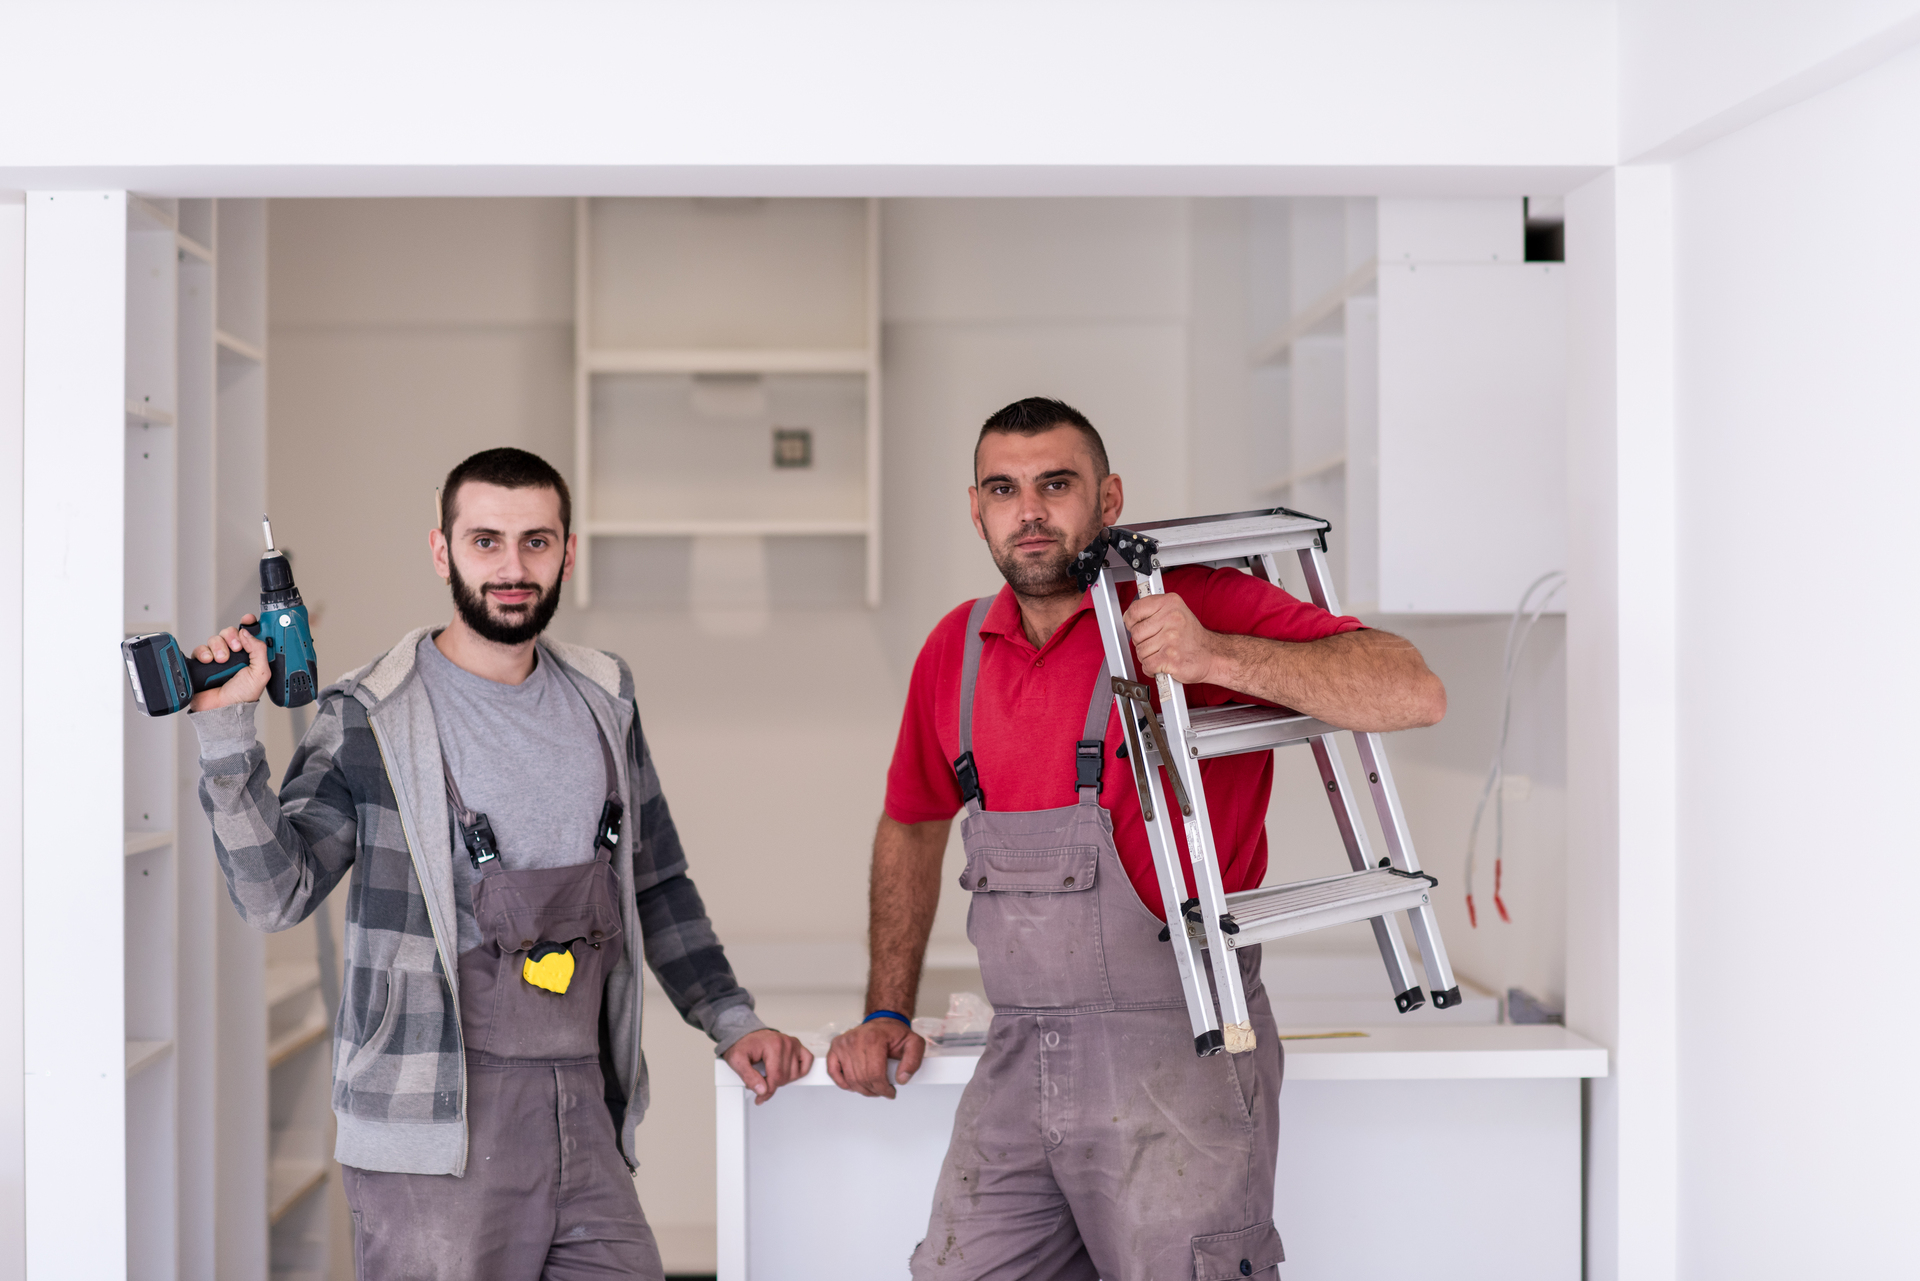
[1074,508,1331,583]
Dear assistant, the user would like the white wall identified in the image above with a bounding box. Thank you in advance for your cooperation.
[0,193,24,1281]
[1663,41,1920,1277]
[1539,7,1920,1279]
[1621,0,1920,156]
[1564,165,1682,1281]
[20,191,131,1281]
[268,199,577,672]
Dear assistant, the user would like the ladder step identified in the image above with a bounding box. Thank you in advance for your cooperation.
[1110,508,1330,571]
[1180,703,1341,760]
[1194,868,1437,950]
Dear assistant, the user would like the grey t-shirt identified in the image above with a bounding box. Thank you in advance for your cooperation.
[415,633,610,955]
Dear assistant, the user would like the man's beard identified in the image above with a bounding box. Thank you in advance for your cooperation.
[448,559,564,645]
[987,513,1105,600]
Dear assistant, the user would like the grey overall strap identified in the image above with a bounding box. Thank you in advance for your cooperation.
[441,662,626,871]
[441,755,500,869]
[953,595,995,814]
[1076,660,1111,803]
[554,666,627,864]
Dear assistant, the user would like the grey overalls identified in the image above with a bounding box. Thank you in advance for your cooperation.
[910,597,1286,1281]
[343,686,662,1281]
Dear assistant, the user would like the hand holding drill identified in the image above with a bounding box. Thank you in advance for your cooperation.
[120,515,319,717]
[188,613,274,711]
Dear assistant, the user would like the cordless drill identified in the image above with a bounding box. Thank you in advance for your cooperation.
[122,516,320,717]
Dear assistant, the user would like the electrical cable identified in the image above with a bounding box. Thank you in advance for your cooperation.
[1464,571,1566,927]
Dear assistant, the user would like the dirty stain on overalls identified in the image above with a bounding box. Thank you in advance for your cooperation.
[344,687,663,1281]
[910,597,1287,1281]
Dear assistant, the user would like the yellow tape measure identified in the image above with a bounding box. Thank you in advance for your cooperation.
[523,942,575,994]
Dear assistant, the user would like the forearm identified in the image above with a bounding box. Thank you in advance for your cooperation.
[634,870,765,1052]
[1207,629,1446,732]
[864,813,951,1015]
[193,700,358,931]
[624,726,766,1051]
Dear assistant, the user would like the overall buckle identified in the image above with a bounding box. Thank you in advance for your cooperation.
[953,751,984,807]
[1075,739,1104,792]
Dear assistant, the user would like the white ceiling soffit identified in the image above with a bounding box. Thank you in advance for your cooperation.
[0,1,1616,197]
[0,166,1609,201]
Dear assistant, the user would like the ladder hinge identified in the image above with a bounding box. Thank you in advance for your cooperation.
[1108,528,1160,574]
[1070,531,1113,588]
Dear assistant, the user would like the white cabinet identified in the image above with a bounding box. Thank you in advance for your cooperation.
[573,198,881,606]
[1371,256,1567,614]
[1258,198,1566,615]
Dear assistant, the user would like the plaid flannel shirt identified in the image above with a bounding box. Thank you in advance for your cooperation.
[192,628,764,1176]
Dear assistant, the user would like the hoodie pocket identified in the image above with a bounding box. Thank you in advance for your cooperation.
[339,968,453,1119]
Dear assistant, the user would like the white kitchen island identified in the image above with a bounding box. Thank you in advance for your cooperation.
[715,1024,1606,1280]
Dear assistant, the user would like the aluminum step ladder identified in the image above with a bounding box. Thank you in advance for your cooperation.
[1072,507,1462,1057]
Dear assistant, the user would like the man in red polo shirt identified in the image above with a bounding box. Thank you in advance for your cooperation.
[826,397,1445,1280]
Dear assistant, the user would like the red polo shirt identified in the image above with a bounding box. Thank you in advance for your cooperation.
[884,566,1363,918]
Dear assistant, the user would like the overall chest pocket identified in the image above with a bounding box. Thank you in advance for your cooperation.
[471,861,623,958]
[961,845,1110,1011]
[463,861,624,1060]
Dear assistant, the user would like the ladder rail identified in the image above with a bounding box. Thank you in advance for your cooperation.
[1297,543,1463,1007]
[1256,552,1425,1011]
[1089,575,1219,1047]
[1137,566,1254,1052]
[1354,732,1463,1005]
[1309,735,1425,1010]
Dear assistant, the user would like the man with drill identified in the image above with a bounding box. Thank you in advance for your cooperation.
[189,447,811,1279]
[826,398,1447,1279]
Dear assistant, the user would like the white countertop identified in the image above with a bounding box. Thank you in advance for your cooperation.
[719,1023,1608,1090]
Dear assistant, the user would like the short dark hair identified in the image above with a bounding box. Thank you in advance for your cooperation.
[441,447,572,537]
[975,397,1110,481]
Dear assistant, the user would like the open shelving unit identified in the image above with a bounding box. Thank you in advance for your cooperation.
[572,197,882,607]
[1245,198,1565,615]
[116,196,335,1280]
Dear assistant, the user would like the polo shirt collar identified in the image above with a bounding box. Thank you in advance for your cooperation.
[978,583,1097,652]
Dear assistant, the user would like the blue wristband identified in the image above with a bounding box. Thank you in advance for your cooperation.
[863,1009,912,1028]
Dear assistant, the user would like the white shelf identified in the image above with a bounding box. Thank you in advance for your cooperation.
[111,193,305,1278]
[1257,454,1347,495]
[267,1159,329,1224]
[1251,257,1379,367]
[124,830,174,858]
[125,399,176,426]
[126,1039,174,1078]
[128,194,177,234]
[264,964,322,1009]
[584,347,871,375]
[214,329,265,363]
[267,1015,330,1069]
[575,197,882,610]
[588,518,870,538]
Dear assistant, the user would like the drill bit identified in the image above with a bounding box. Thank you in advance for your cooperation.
[262,515,276,552]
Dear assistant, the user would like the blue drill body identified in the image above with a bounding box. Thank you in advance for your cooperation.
[122,518,319,717]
